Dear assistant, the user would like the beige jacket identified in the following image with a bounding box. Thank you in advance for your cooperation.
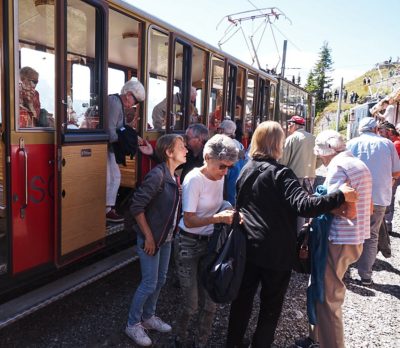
[280,128,317,179]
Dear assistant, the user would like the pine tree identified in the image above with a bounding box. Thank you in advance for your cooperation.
[305,41,334,113]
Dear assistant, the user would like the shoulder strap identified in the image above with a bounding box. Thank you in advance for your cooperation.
[112,93,126,126]
[236,162,271,208]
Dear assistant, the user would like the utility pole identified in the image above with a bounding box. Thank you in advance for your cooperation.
[281,40,287,78]
[336,77,344,132]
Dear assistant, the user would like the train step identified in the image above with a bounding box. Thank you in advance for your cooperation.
[0,246,138,330]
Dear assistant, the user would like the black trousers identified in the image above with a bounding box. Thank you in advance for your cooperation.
[226,260,292,348]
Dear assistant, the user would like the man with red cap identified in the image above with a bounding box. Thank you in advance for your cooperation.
[280,115,317,229]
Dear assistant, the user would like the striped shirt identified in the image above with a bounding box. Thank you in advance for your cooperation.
[324,151,372,244]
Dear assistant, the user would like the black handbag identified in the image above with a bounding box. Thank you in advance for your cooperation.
[293,223,312,274]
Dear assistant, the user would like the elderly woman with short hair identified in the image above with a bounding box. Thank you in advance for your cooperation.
[175,134,238,347]
[226,121,358,348]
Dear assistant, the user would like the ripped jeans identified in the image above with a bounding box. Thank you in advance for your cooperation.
[174,231,216,344]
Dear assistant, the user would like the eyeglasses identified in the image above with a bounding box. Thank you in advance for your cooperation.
[30,79,38,85]
[128,92,139,107]
[218,163,234,170]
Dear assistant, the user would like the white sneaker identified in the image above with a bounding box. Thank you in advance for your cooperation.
[125,323,152,346]
[143,315,172,333]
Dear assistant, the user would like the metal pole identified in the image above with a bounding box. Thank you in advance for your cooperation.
[281,40,287,78]
[336,77,344,132]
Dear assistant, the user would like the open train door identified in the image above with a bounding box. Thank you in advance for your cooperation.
[55,1,108,265]
[5,0,60,276]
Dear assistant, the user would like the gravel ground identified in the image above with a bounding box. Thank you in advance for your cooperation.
[1,208,399,347]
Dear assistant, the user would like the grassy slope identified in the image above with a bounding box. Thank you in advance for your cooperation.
[316,66,395,129]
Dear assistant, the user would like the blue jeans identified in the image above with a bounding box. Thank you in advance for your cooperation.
[127,236,172,326]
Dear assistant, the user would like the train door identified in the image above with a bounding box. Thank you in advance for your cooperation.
[234,67,245,143]
[208,56,225,132]
[168,37,192,133]
[257,78,266,126]
[56,0,108,264]
[190,46,208,126]
[244,73,256,147]
[7,0,57,275]
[226,63,237,118]
[108,10,144,193]
[0,0,7,276]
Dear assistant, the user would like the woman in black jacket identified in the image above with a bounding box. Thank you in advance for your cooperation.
[226,121,358,348]
[125,134,187,347]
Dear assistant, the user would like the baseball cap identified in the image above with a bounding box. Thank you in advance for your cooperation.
[287,115,305,126]
[358,117,377,133]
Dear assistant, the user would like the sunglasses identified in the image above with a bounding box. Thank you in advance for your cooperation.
[218,163,234,170]
[30,79,38,85]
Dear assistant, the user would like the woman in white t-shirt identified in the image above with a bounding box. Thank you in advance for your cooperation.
[174,134,238,347]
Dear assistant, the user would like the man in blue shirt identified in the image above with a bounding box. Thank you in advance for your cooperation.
[347,117,400,285]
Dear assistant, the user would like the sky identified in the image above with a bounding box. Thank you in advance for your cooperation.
[126,0,400,89]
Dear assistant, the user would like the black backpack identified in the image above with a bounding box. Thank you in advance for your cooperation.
[200,211,246,303]
[200,162,271,303]
[111,94,139,165]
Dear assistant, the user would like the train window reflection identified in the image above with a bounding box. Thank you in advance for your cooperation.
[147,28,169,131]
[70,64,91,129]
[208,56,224,131]
[108,68,125,95]
[18,0,55,129]
[190,46,207,125]
[245,75,256,138]
[66,0,102,131]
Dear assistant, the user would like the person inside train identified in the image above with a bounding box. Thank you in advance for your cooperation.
[226,121,358,348]
[125,134,188,347]
[152,86,197,130]
[106,80,153,223]
[19,66,41,128]
[179,123,209,183]
[174,134,238,347]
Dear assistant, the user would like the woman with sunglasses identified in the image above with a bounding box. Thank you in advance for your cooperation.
[174,134,238,347]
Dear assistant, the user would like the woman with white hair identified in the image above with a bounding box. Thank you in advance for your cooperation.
[174,134,238,347]
[226,121,358,348]
[106,80,152,223]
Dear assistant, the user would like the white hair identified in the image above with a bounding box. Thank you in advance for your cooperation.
[219,120,237,136]
[314,130,346,157]
[203,134,238,162]
[121,80,145,102]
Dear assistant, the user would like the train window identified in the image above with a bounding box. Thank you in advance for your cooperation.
[262,82,269,121]
[108,9,140,94]
[108,68,125,95]
[257,78,266,125]
[65,0,103,131]
[269,84,275,120]
[171,41,191,131]
[70,64,91,129]
[245,74,256,137]
[236,67,245,119]
[208,56,224,131]
[226,64,237,118]
[190,46,207,125]
[280,80,289,124]
[17,0,55,129]
[147,28,169,131]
